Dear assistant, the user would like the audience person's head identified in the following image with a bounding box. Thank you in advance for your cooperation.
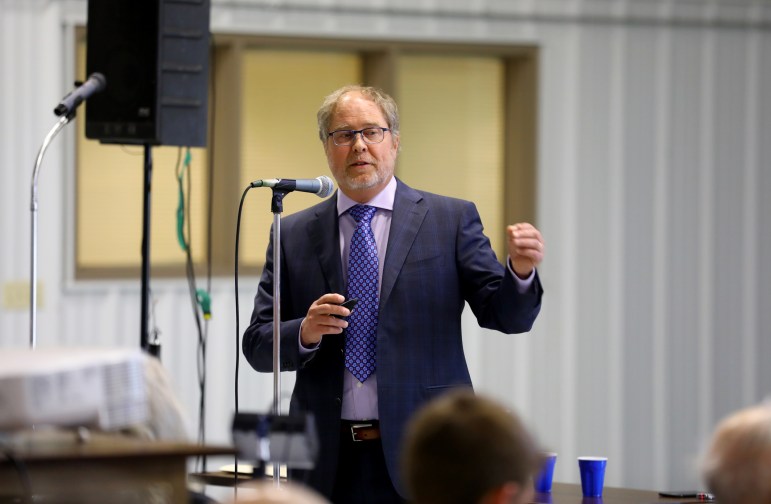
[701,401,771,504]
[401,390,541,504]
[228,480,331,504]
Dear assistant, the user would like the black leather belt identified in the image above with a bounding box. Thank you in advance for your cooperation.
[342,420,381,442]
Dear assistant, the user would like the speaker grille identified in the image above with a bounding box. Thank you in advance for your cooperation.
[85,0,210,147]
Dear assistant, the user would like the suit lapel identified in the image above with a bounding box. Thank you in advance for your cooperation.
[380,181,426,309]
[307,195,345,295]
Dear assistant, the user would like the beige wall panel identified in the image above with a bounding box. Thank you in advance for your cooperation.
[395,55,505,255]
[239,50,360,265]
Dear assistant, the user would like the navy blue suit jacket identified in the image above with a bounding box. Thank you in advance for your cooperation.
[243,180,543,498]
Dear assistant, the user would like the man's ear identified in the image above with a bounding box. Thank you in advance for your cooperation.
[391,133,400,153]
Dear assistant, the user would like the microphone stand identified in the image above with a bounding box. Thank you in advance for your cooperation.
[270,187,288,485]
[30,112,74,349]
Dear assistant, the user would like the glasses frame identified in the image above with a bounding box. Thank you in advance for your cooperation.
[328,127,391,146]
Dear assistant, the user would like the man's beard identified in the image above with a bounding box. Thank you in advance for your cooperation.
[344,167,388,190]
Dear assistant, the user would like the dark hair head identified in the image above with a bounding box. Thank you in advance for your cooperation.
[402,390,542,504]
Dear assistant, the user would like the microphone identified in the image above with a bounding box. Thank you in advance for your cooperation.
[251,176,335,198]
[53,72,106,117]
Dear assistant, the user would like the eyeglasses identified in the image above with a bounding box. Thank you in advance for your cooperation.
[328,127,391,146]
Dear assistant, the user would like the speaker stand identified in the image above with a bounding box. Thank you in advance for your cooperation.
[140,143,158,357]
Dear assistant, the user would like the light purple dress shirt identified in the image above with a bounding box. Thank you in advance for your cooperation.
[300,176,534,420]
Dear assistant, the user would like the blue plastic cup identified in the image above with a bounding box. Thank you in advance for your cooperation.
[578,457,607,497]
[534,452,558,493]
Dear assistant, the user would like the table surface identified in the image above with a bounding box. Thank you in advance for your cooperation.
[0,434,237,503]
[534,483,712,504]
[190,475,709,504]
[3,438,236,462]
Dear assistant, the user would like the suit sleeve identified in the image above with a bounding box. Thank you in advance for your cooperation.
[456,201,543,333]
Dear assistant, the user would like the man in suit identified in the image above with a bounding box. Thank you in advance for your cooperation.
[243,85,544,503]
[401,390,541,504]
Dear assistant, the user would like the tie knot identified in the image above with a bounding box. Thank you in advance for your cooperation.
[349,205,377,224]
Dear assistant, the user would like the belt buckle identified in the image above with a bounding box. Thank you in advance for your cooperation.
[350,423,372,442]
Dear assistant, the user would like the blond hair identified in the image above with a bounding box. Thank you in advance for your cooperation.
[702,402,771,504]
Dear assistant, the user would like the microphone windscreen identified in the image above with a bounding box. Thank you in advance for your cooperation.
[317,176,334,198]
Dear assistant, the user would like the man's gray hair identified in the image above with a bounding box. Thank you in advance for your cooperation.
[316,85,400,142]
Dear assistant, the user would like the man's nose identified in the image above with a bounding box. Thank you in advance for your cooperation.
[351,132,368,151]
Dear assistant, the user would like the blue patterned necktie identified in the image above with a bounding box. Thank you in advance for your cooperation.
[344,204,379,383]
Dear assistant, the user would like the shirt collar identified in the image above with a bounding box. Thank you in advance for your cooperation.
[336,177,397,216]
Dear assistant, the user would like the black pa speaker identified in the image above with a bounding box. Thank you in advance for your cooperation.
[85,0,210,147]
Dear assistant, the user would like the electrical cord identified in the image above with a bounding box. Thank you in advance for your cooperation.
[175,147,210,472]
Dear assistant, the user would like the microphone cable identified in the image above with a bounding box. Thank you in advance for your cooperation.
[233,182,254,492]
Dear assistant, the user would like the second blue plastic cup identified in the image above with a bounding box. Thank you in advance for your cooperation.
[578,456,607,497]
[534,452,558,493]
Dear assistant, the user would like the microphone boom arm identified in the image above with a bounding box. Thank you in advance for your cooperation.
[30,113,73,349]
